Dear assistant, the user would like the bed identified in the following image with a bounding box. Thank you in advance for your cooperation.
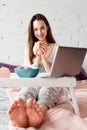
[0,87,9,130]
[0,72,87,130]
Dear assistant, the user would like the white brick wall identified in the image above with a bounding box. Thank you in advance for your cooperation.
[0,0,87,71]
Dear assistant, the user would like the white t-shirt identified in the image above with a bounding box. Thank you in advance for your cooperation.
[24,43,59,72]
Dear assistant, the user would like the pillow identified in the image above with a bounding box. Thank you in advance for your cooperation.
[0,62,17,72]
[76,68,87,80]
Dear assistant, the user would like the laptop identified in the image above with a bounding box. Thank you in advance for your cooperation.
[41,45,87,78]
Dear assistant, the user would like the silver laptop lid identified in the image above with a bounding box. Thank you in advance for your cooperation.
[50,46,87,78]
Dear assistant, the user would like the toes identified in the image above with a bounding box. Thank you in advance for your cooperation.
[7,101,18,114]
[7,98,25,115]
[17,98,25,107]
[35,107,43,116]
[35,106,41,112]
[27,98,39,109]
[26,98,43,116]
[27,98,35,108]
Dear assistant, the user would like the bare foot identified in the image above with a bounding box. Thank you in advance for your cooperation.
[7,98,28,128]
[26,98,45,128]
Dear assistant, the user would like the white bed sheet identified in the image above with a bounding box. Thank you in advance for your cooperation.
[0,88,10,130]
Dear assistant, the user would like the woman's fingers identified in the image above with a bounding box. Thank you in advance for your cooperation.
[33,41,47,56]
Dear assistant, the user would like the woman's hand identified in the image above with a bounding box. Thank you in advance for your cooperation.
[33,41,41,56]
[33,41,47,57]
[39,42,47,57]
[33,41,51,72]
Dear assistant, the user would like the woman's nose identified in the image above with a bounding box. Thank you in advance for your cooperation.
[38,29,41,35]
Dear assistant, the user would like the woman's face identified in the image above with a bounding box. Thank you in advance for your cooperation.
[33,20,48,42]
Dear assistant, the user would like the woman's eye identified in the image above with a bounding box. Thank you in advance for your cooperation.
[41,26,45,30]
[34,28,38,31]
[34,26,45,32]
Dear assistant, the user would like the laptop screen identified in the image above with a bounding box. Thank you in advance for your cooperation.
[50,46,87,78]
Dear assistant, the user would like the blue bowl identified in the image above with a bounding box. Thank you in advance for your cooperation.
[14,67,39,78]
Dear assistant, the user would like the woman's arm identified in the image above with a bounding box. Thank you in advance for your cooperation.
[39,42,52,72]
[41,55,51,72]
[33,56,41,67]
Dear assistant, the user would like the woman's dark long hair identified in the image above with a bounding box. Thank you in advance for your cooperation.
[28,13,56,64]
